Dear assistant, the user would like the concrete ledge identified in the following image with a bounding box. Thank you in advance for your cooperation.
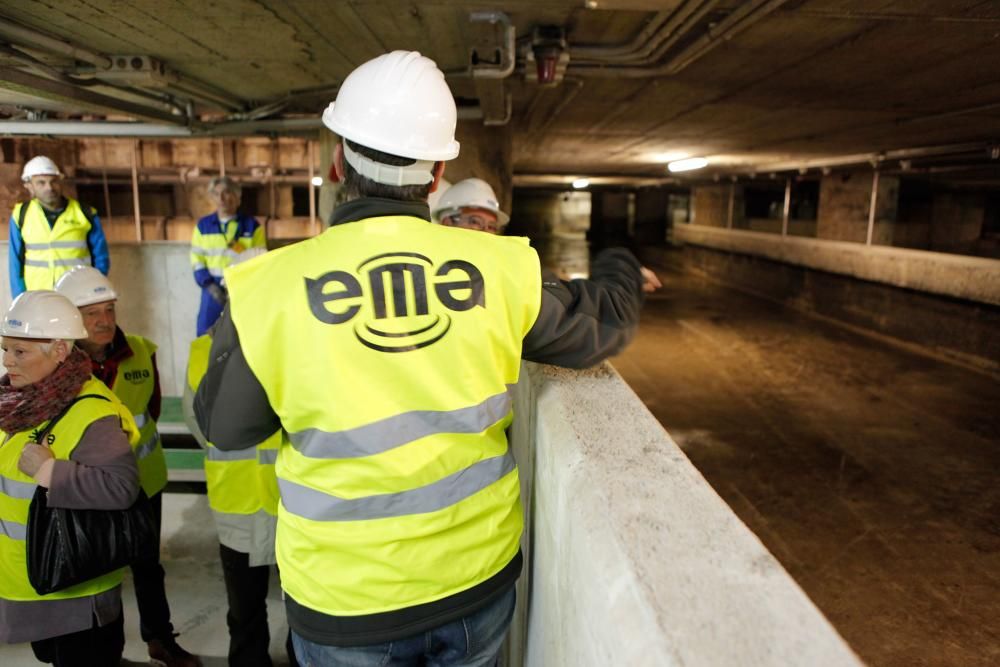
[674,224,1000,306]
[511,362,861,667]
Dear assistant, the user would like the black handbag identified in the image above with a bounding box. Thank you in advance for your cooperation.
[25,394,158,595]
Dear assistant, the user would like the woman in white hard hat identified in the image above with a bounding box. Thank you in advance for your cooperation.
[432,177,510,234]
[0,291,140,666]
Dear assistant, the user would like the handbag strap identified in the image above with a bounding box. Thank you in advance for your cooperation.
[34,394,111,445]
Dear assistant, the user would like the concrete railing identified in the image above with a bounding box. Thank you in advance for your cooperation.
[506,362,862,667]
[674,223,1000,306]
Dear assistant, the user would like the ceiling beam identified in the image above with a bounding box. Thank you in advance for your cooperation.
[0,65,183,124]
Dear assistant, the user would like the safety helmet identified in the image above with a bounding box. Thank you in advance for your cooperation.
[1,291,89,339]
[54,266,118,307]
[432,178,509,226]
[21,156,62,182]
[322,51,460,163]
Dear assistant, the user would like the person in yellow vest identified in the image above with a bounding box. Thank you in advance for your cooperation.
[432,177,509,235]
[190,176,267,336]
[54,267,201,667]
[0,291,139,666]
[195,51,659,667]
[184,326,298,667]
[8,156,110,298]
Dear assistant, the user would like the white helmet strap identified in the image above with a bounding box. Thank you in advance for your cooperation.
[342,141,435,187]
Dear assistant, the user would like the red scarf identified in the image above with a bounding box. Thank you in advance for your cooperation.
[0,347,92,435]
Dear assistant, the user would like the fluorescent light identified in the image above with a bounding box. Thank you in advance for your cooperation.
[311,176,323,187]
[572,178,590,189]
[667,157,708,173]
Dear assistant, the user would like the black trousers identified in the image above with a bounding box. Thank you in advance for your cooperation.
[130,491,175,642]
[219,543,299,667]
[31,611,124,667]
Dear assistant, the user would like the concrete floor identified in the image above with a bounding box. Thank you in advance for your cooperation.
[612,261,1000,667]
[0,490,294,667]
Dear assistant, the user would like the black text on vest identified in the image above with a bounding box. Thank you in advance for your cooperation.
[305,252,485,353]
[124,369,150,383]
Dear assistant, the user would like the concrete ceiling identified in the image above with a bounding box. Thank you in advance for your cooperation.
[1,0,999,178]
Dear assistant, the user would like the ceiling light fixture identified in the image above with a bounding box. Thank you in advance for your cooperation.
[572,178,590,189]
[311,176,323,187]
[667,157,708,173]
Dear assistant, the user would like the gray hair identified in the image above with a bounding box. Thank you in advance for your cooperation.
[208,176,242,195]
[38,339,74,356]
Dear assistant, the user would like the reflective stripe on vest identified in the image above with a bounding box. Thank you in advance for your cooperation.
[0,378,138,602]
[227,215,541,617]
[14,198,94,290]
[111,334,166,497]
[288,388,513,460]
[0,517,27,541]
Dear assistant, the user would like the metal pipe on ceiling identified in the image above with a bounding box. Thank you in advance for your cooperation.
[571,0,721,65]
[0,65,184,124]
[569,9,673,60]
[571,0,791,77]
[0,17,111,68]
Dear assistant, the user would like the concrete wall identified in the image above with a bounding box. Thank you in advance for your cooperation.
[510,190,591,278]
[673,223,1000,306]
[668,225,1000,371]
[506,362,862,667]
[0,242,198,397]
[817,173,899,243]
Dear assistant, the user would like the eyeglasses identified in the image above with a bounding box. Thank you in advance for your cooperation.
[444,212,502,234]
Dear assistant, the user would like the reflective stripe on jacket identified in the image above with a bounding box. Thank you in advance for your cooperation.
[190,213,265,287]
[226,215,541,618]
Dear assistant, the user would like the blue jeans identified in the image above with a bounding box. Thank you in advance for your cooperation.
[292,587,515,667]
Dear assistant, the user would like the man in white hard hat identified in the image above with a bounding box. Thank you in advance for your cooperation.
[55,267,201,667]
[433,177,510,234]
[196,50,659,666]
[190,176,266,336]
[8,156,110,298]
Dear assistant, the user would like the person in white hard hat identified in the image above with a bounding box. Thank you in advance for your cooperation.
[8,156,110,298]
[0,291,139,665]
[433,177,510,234]
[195,50,659,666]
[54,267,201,667]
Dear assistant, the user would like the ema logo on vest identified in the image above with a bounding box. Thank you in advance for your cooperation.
[124,369,150,383]
[305,252,484,353]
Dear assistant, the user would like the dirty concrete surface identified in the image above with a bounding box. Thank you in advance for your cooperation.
[612,258,1000,667]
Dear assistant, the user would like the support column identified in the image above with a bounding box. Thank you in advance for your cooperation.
[130,139,142,242]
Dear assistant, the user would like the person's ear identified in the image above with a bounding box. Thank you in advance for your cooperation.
[429,162,446,193]
[334,144,346,181]
[52,340,70,364]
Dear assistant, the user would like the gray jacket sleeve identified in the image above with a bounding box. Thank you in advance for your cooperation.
[522,248,646,369]
[194,306,280,451]
[47,415,140,510]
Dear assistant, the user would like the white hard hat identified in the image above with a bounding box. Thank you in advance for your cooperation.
[322,51,460,163]
[22,156,61,182]
[1,291,89,339]
[55,266,118,307]
[432,178,509,226]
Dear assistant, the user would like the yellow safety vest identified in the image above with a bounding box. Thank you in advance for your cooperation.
[187,335,281,541]
[107,335,167,497]
[13,198,95,291]
[226,215,541,617]
[0,377,139,602]
[190,216,267,284]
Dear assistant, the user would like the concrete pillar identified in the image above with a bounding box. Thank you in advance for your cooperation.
[691,184,739,228]
[449,121,513,213]
[817,172,898,244]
